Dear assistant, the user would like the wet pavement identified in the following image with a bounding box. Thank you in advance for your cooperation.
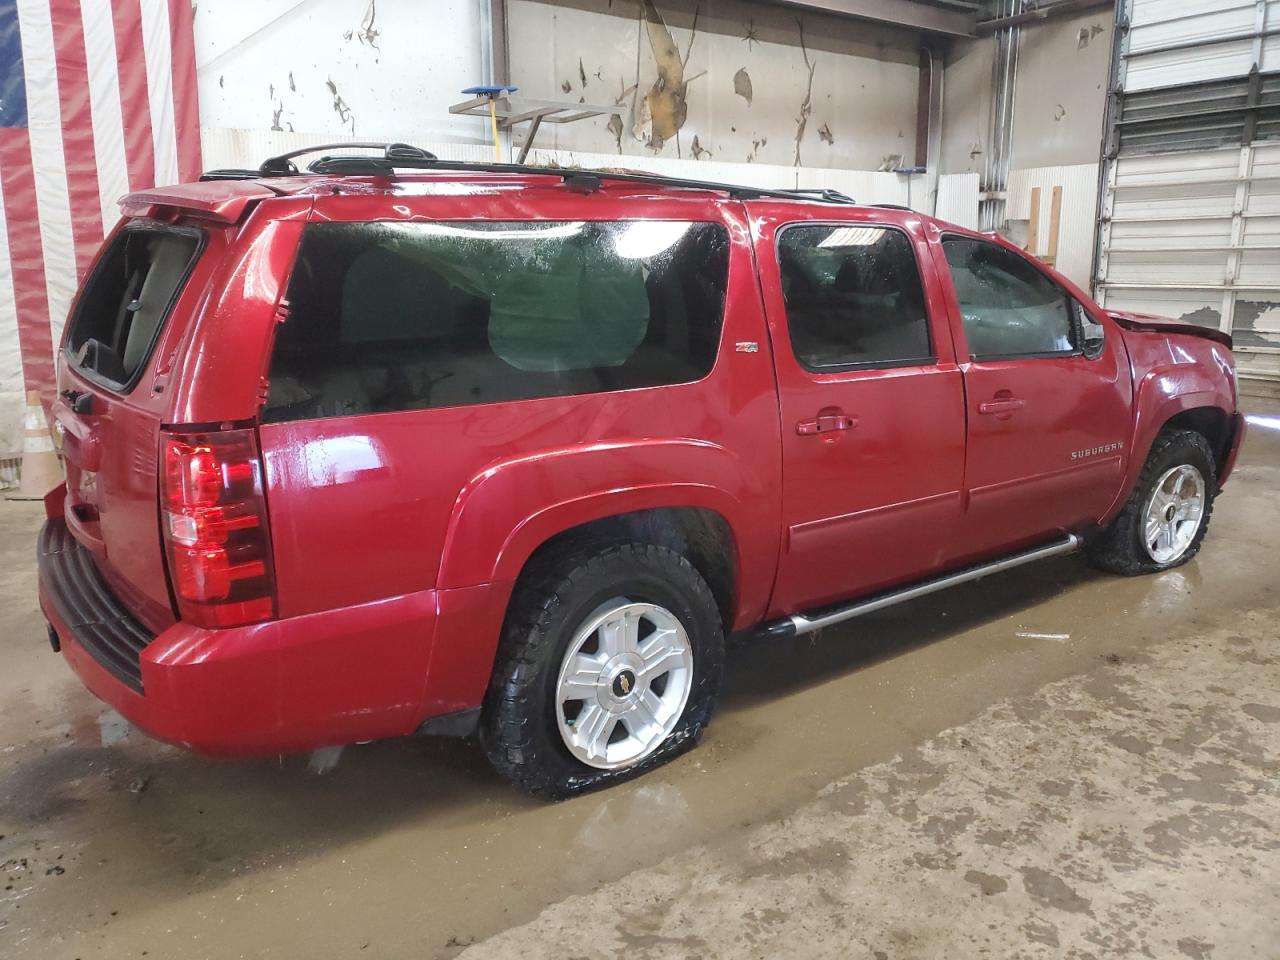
[2,399,1277,959]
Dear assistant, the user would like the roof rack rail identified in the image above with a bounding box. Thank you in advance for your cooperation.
[777,188,857,204]
[200,168,263,181]
[202,142,862,205]
[871,202,912,211]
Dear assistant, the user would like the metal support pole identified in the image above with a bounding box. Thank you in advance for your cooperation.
[516,114,543,165]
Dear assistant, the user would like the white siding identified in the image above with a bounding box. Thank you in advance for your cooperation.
[1007,163,1101,289]
[1097,0,1280,384]
[1126,0,1280,92]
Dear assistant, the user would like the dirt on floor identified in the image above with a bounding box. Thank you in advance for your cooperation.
[1,400,1278,960]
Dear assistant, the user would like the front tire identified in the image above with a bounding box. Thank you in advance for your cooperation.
[481,542,724,799]
[1086,428,1217,576]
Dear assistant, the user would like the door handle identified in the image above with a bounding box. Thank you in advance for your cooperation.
[797,411,857,435]
[978,397,1026,415]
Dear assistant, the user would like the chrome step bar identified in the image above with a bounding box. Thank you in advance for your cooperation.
[758,534,1082,640]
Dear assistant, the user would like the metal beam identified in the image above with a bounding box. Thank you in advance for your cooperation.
[489,0,509,87]
[765,0,977,38]
[976,0,1110,35]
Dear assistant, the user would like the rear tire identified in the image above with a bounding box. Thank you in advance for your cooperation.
[1086,428,1217,576]
[481,542,724,799]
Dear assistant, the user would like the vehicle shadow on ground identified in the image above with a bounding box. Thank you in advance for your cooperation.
[3,556,1101,890]
[722,554,1101,708]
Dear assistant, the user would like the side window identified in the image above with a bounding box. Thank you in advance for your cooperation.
[65,227,203,390]
[778,224,932,371]
[264,220,730,422]
[941,237,1076,359]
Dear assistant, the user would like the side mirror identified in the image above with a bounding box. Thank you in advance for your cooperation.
[1077,303,1106,359]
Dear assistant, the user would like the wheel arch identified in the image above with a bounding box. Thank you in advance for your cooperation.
[514,506,740,630]
[1104,365,1236,523]
[1162,406,1233,474]
[435,438,778,632]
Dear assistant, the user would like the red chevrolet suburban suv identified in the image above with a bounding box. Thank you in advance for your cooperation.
[38,144,1244,797]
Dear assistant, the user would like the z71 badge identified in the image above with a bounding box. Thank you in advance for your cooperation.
[1071,441,1124,460]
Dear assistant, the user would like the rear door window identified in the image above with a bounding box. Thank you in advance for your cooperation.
[263,220,730,422]
[66,226,203,390]
[778,224,932,371]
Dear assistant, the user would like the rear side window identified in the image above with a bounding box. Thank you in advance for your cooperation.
[778,224,932,371]
[66,226,202,390]
[263,220,730,422]
[942,237,1075,359]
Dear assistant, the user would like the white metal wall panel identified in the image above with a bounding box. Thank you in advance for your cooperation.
[1098,0,1280,385]
[936,173,981,230]
[1006,164,1100,289]
[1125,0,1280,92]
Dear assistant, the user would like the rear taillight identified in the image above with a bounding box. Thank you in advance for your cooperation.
[161,428,276,628]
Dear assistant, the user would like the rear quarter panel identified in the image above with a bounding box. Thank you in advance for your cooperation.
[55,215,244,632]
[259,189,783,635]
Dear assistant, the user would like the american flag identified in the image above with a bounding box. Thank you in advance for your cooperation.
[0,0,200,407]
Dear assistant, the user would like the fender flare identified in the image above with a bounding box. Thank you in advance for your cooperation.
[435,438,778,630]
[1103,365,1232,521]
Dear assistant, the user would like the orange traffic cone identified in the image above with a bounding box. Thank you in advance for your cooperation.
[7,391,63,500]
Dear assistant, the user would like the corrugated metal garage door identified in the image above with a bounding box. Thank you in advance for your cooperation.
[1095,0,1280,385]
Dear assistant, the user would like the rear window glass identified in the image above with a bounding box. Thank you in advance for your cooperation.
[778,224,931,370]
[263,220,731,423]
[66,226,202,390]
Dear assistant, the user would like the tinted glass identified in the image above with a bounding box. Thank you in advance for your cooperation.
[778,224,931,370]
[942,237,1075,358]
[264,220,730,422]
[66,227,201,389]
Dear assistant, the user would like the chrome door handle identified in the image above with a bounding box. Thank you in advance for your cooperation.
[978,398,1025,415]
[796,412,857,435]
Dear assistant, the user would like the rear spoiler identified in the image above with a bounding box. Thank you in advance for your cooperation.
[119,181,280,225]
[1106,310,1233,349]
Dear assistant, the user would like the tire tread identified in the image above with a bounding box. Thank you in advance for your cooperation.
[1086,428,1217,576]
[481,541,723,799]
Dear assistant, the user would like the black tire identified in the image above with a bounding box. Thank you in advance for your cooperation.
[480,541,724,799]
[1086,427,1217,576]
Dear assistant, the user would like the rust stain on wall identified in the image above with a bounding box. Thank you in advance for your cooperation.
[793,19,816,167]
[357,0,380,51]
[638,0,687,149]
[632,1,705,153]
[610,77,637,153]
[326,77,355,134]
[733,67,752,105]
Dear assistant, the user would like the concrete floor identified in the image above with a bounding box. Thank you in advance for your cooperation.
[2,401,1278,960]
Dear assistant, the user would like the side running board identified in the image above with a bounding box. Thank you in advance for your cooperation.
[758,534,1082,640]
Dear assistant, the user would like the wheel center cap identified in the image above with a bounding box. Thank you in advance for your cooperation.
[1165,504,1177,521]
[611,669,637,698]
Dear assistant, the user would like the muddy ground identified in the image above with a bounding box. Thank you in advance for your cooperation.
[2,400,1277,959]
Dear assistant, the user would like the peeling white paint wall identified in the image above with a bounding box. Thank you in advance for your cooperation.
[1011,10,1111,170]
[940,12,1112,175]
[938,12,1112,288]
[194,0,490,147]
[939,35,992,178]
[505,0,922,171]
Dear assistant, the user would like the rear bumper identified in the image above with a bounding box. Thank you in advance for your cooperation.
[39,517,470,756]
